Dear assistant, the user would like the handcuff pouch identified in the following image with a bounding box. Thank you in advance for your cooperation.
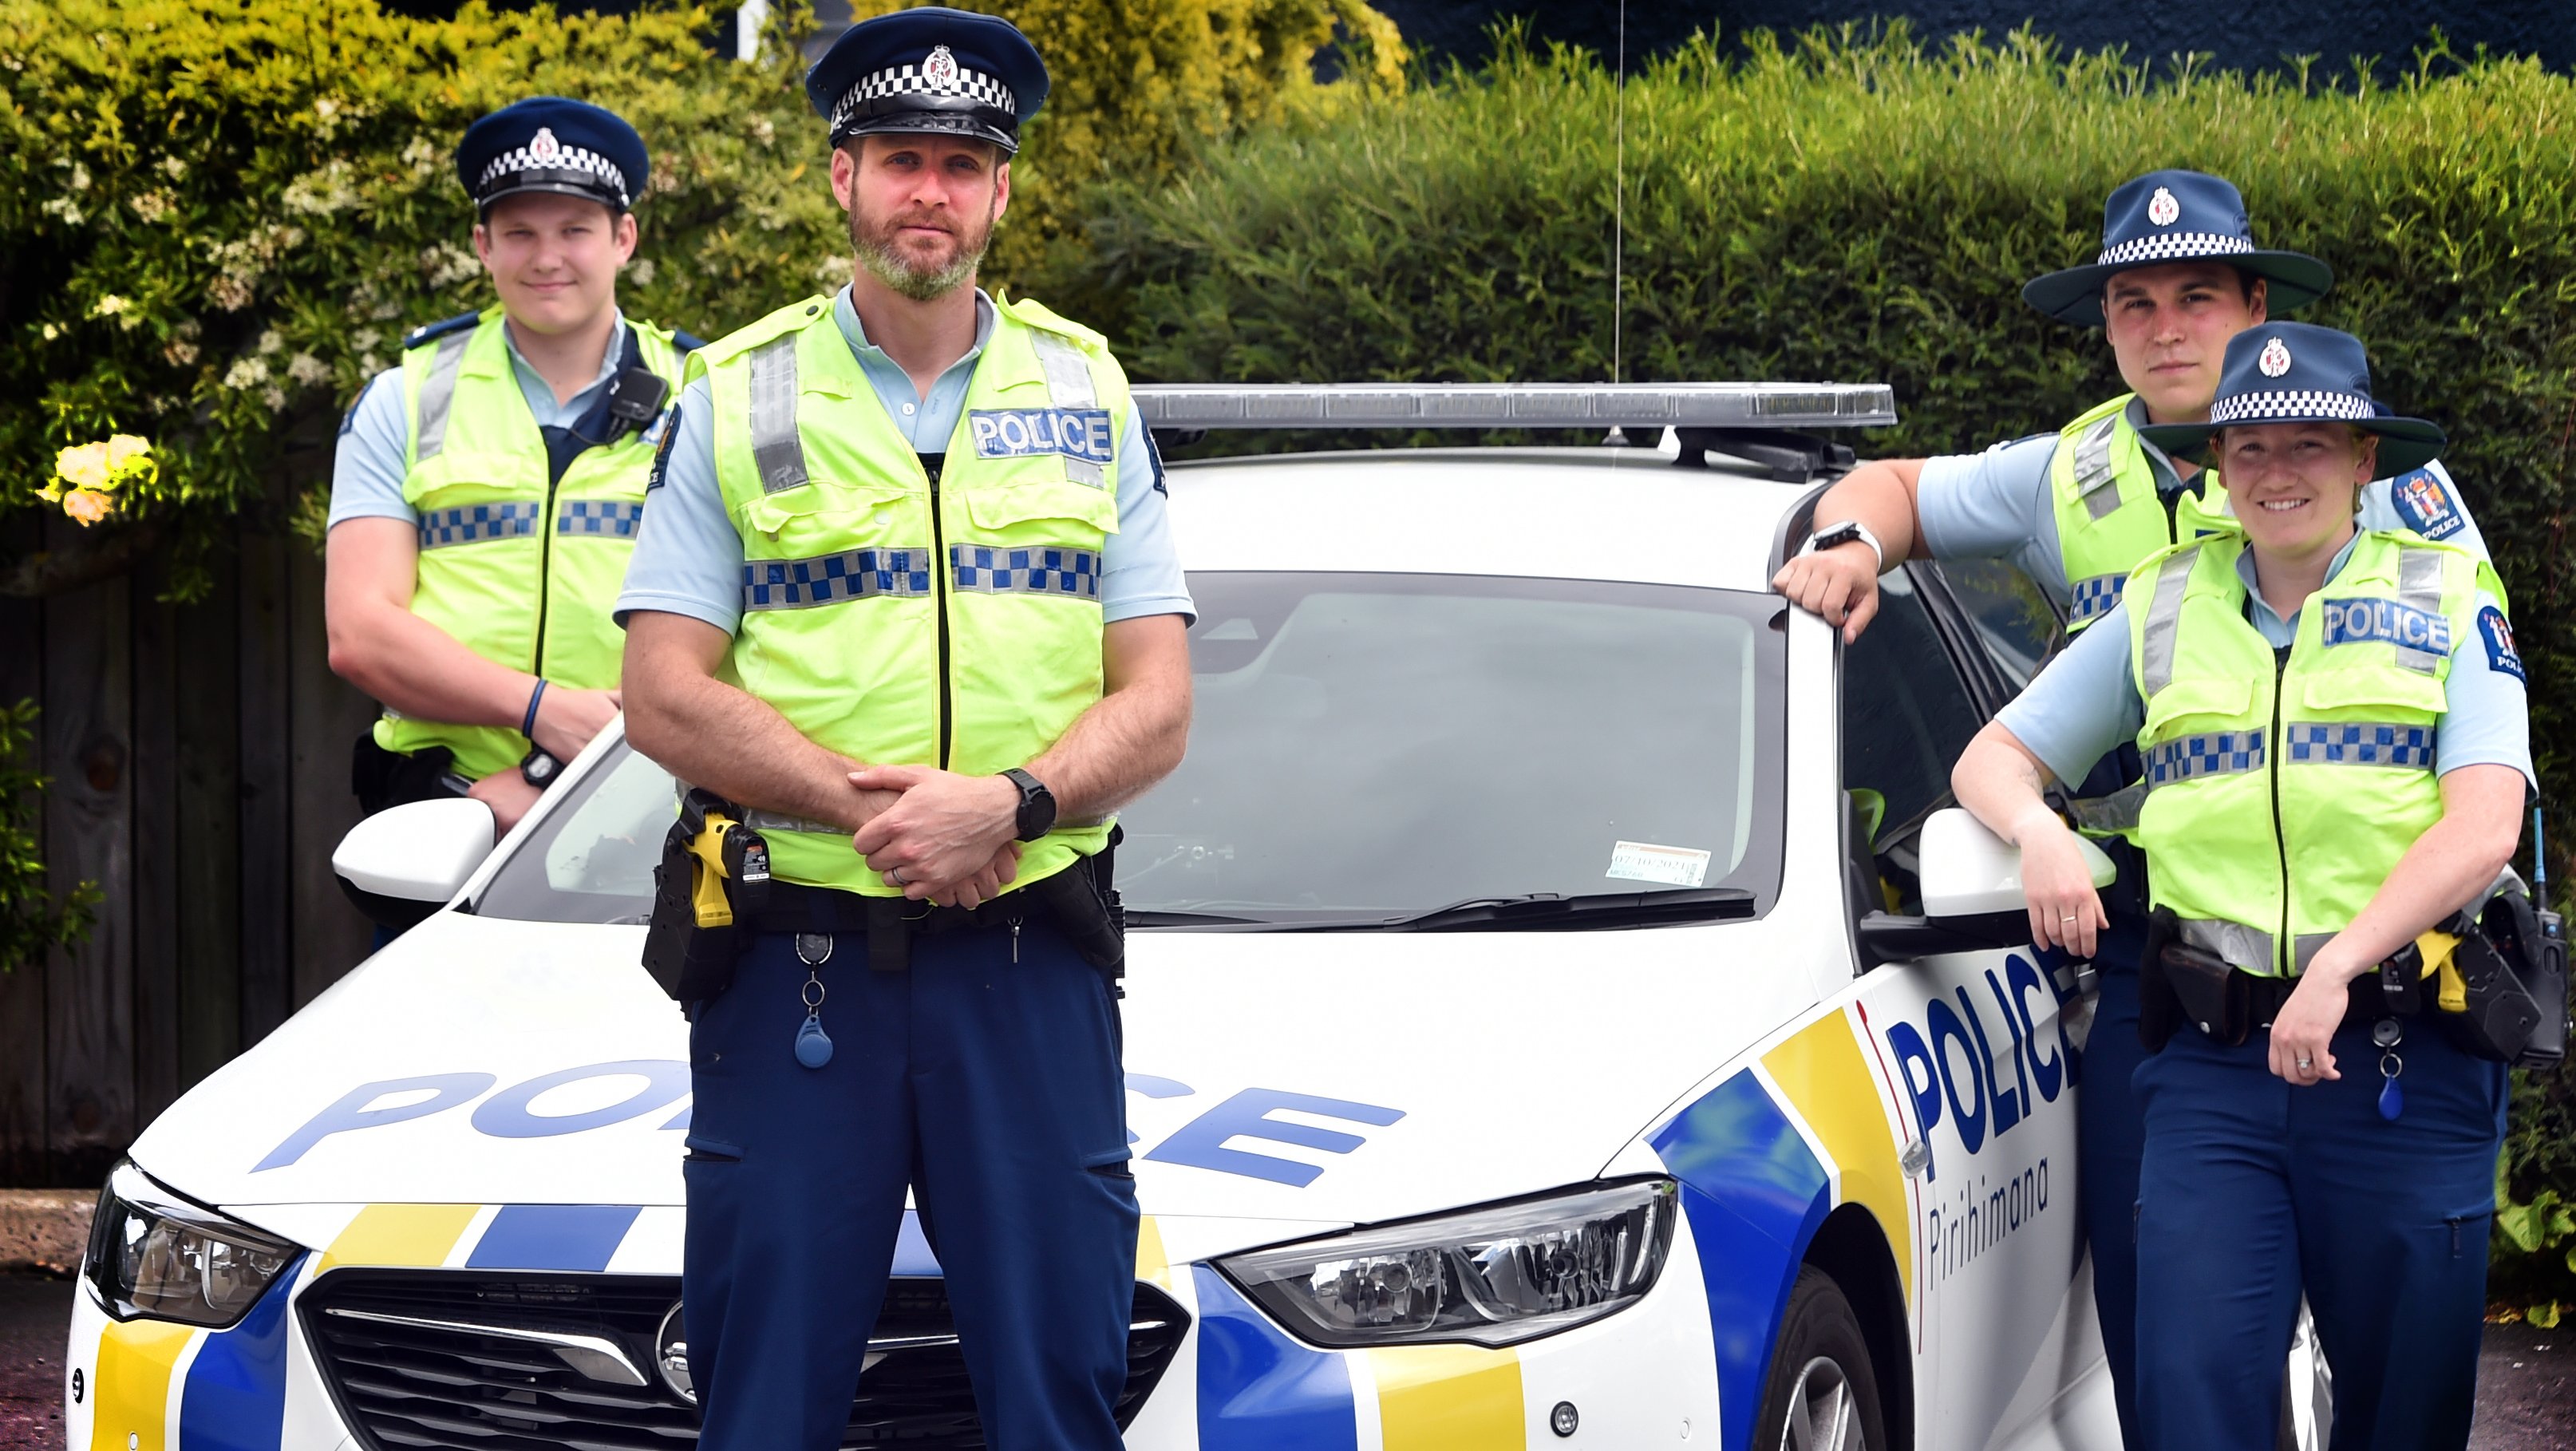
[2160,939,2250,1046]
[2138,906,2183,1053]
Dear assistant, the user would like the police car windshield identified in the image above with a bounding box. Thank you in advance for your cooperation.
[475,571,1785,927]
[1118,571,1785,925]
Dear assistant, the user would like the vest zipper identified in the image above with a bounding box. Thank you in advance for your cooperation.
[2268,644,2294,975]
[925,453,953,769]
[531,469,560,688]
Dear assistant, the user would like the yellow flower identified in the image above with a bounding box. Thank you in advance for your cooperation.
[61,488,115,526]
[53,441,109,490]
[101,434,152,488]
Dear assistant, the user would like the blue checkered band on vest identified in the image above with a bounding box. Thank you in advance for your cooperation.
[2068,572,2126,624]
[2210,389,2376,425]
[557,500,646,537]
[2284,722,2436,769]
[2146,729,2268,789]
[418,501,542,549]
[949,545,1101,599]
[743,548,935,611]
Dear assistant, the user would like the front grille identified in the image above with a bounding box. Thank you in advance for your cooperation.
[301,1269,1189,1450]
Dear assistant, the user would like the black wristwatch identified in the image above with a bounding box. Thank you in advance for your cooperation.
[520,746,563,789]
[1002,768,1057,841]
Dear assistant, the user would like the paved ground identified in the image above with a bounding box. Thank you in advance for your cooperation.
[0,1270,2570,1448]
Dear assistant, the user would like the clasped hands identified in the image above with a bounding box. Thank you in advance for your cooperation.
[845,765,1024,909]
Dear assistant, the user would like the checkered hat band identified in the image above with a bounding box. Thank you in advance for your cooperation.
[833,61,1015,129]
[477,144,627,203]
[2209,389,2377,425]
[2096,231,2256,267]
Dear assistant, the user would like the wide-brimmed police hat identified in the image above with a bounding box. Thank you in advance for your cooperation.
[804,6,1049,155]
[456,97,646,215]
[2022,170,2333,328]
[2138,322,2446,479]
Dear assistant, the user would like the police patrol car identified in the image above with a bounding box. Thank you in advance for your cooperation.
[69,383,2192,1451]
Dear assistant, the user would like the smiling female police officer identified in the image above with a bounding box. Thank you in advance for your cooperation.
[1952,322,2530,1450]
[614,7,1194,1450]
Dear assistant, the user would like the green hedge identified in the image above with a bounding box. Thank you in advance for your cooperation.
[1040,25,2576,1313]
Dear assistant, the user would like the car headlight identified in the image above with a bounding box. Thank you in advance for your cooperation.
[85,1160,298,1328]
[1217,1179,1677,1348]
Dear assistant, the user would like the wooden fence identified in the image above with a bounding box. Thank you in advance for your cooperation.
[1,516,377,1189]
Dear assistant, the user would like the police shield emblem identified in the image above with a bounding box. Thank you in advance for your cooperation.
[2147,186,2180,227]
[530,126,560,160]
[2258,338,2293,378]
[923,44,961,91]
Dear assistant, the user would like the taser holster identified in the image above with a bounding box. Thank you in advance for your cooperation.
[640,789,769,1003]
[2424,886,2569,1069]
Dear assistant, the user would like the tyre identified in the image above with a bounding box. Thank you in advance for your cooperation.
[1753,1265,1889,1451]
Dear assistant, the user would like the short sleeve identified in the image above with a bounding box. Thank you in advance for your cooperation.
[2432,590,2534,791]
[326,369,417,529]
[1993,602,2145,786]
[1100,413,1195,625]
[1914,433,2069,604]
[614,379,745,635]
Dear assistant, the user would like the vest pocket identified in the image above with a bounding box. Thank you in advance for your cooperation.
[2295,668,2448,718]
[2141,675,2253,738]
[739,484,912,554]
[961,479,1121,539]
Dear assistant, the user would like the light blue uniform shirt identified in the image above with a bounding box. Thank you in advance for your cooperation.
[616,287,1192,633]
[327,312,633,529]
[1916,397,2492,607]
[1997,534,2532,793]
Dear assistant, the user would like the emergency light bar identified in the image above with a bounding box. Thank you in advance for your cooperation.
[1130,382,1897,430]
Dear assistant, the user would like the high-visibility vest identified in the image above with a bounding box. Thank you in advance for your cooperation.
[2122,528,2499,976]
[700,292,1128,896]
[2049,393,2233,632]
[378,309,689,778]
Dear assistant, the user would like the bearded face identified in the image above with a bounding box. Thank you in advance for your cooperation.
[850,187,997,301]
[836,136,1006,302]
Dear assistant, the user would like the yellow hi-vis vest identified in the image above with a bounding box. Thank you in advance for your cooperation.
[377,309,689,779]
[701,293,1128,898]
[2050,393,2234,632]
[2124,528,2500,977]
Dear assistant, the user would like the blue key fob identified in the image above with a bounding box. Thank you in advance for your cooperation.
[795,1014,834,1069]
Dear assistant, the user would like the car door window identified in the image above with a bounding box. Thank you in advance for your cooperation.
[1841,567,1983,836]
[1930,557,2064,691]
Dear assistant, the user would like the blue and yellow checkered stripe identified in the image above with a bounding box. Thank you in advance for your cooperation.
[2145,729,2266,789]
[417,502,541,550]
[743,548,935,610]
[950,545,1101,600]
[2068,571,2126,624]
[2285,722,2435,769]
[557,500,645,537]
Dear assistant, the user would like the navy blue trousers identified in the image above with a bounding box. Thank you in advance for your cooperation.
[680,915,1139,1451]
[2076,920,2149,1449]
[2133,1015,2507,1451]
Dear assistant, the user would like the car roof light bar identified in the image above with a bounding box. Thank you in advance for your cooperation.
[1131,382,1898,430]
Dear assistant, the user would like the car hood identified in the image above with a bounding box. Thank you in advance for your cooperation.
[132,907,1831,1247]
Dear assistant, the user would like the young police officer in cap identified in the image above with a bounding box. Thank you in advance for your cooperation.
[1953,322,2530,1450]
[1770,168,2495,1446]
[327,97,699,834]
[616,7,1192,1448]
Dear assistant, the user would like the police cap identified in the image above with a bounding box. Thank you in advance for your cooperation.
[804,6,1049,156]
[456,97,648,215]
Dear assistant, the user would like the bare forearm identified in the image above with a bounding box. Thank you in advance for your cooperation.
[1953,722,2062,844]
[329,599,538,729]
[622,620,895,831]
[1027,615,1191,821]
[1809,458,1930,565]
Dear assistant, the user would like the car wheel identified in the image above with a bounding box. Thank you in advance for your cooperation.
[1755,1266,1888,1451]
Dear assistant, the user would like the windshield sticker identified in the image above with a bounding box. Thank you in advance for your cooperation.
[1607,840,1711,888]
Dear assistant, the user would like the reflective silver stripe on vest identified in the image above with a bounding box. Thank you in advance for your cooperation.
[2283,722,2435,769]
[2291,934,2336,975]
[741,547,935,611]
[418,501,542,549]
[2178,917,2275,977]
[1027,330,1106,489]
[2394,546,2447,675]
[949,544,1102,600]
[747,337,811,496]
[2137,545,2203,696]
[2068,572,2126,626]
[2073,415,2123,520]
[558,500,646,537]
[413,328,476,463]
[2065,779,2147,835]
[2143,729,2266,789]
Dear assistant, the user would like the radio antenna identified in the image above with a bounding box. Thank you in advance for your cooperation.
[1611,0,1628,386]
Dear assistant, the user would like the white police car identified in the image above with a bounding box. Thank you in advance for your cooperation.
[66,384,2147,1451]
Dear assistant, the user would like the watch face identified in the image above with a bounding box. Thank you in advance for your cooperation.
[521,750,561,786]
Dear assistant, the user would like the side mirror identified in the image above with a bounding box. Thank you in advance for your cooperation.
[1854,807,2119,967]
[333,797,496,930]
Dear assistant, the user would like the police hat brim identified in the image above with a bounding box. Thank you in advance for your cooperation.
[834,103,1018,155]
[2021,248,2334,328]
[2139,413,2447,480]
[476,175,632,215]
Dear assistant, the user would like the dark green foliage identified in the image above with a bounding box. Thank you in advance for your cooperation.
[1041,23,2576,1303]
[0,700,97,973]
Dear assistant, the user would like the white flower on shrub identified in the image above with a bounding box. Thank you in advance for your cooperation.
[66,162,89,192]
[352,327,381,352]
[223,356,270,389]
[262,385,287,412]
[284,161,358,216]
[402,136,440,177]
[38,196,83,225]
[129,189,173,223]
[90,295,128,318]
[164,339,199,366]
[630,258,656,286]
[287,352,330,385]
[256,329,283,355]
[160,156,188,180]
[421,242,479,287]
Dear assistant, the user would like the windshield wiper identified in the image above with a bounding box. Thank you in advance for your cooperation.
[1124,908,1274,927]
[1362,887,1759,932]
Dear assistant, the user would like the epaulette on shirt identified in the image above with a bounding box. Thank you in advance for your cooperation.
[997,293,1105,351]
[400,311,483,352]
[671,330,709,354]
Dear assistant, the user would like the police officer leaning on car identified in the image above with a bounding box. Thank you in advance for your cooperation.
[614,7,1193,1449]
[1953,322,2531,1451]
[1769,168,2497,1448]
[326,97,698,835]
